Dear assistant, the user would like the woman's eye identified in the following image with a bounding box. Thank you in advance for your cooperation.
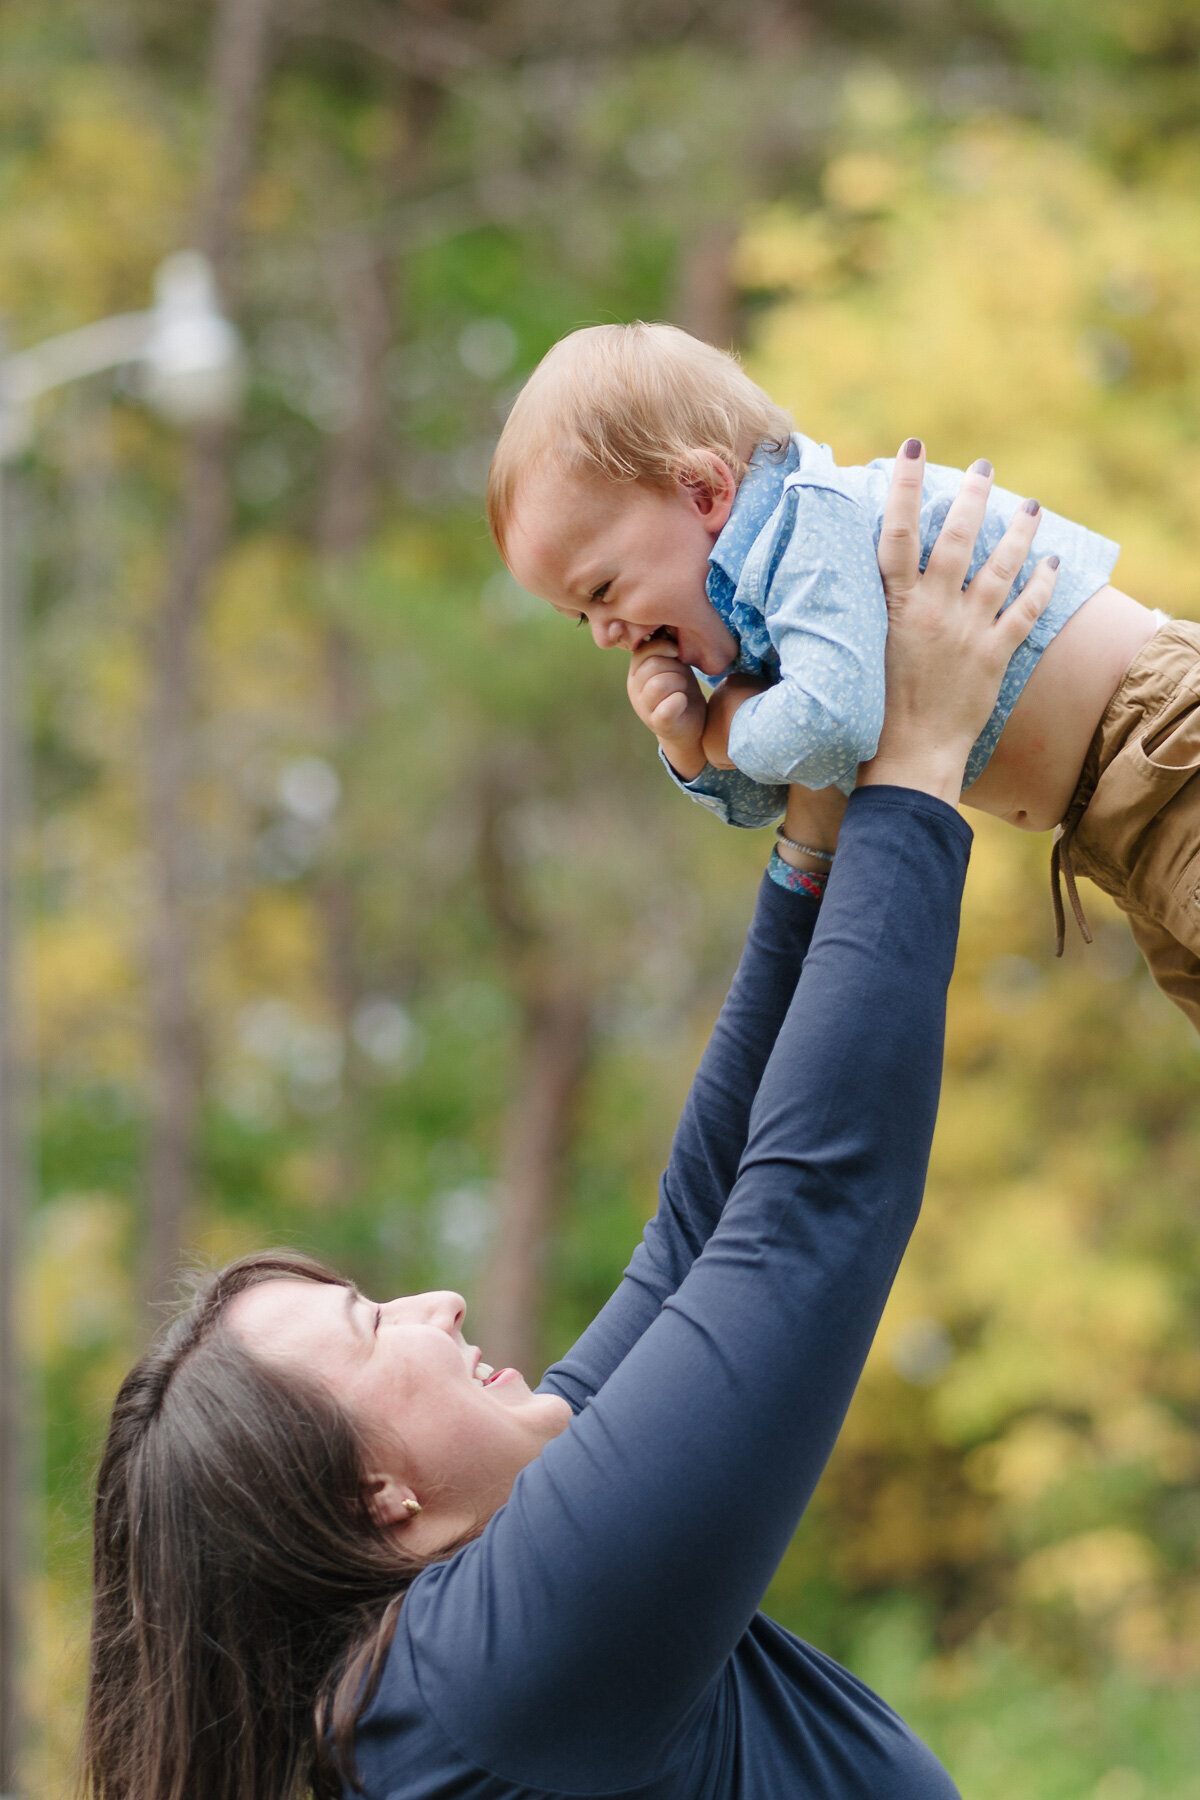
[576,613,588,628]
[590,582,610,602]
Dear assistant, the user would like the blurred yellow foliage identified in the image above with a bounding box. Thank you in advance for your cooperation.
[0,72,185,333]
[28,1192,129,1363]
[1018,1527,1159,1617]
[968,1416,1091,1504]
[821,152,904,216]
[233,890,326,999]
[28,917,135,1062]
[743,122,1200,617]
[206,536,320,715]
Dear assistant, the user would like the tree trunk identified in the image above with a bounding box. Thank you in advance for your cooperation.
[472,770,592,1378]
[141,421,232,1311]
[313,240,394,1192]
[475,985,591,1379]
[673,218,739,348]
[139,0,274,1313]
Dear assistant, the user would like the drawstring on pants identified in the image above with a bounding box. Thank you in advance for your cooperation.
[1051,820,1093,956]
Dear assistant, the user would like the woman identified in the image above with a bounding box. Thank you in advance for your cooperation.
[84,455,1055,1800]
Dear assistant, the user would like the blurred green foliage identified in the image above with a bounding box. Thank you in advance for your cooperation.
[1,1,1198,1792]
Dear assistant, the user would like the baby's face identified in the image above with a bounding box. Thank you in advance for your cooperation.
[504,463,739,679]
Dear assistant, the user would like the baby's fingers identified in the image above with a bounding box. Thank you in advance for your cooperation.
[632,652,693,707]
[649,687,691,732]
[628,646,704,740]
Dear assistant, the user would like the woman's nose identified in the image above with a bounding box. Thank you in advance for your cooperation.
[403,1290,466,1331]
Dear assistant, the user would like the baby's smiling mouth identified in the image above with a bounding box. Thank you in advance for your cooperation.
[634,626,679,652]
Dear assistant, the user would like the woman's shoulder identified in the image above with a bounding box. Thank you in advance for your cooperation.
[352,1554,725,1797]
[355,1596,959,1800]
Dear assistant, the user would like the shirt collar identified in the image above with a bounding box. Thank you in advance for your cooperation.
[707,437,799,597]
[703,438,797,678]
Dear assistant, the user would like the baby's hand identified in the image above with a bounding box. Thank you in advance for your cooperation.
[700,675,770,771]
[627,640,708,780]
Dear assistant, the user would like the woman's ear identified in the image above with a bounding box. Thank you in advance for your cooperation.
[363,1472,420,1530]
[675,450,739,537]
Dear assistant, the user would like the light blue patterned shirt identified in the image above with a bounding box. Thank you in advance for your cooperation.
[669,434,1120,828]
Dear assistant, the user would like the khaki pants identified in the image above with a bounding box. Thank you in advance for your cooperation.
[1054,619,1200,1033]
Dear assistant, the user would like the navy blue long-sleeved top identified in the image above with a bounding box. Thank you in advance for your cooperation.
[352,786,970,1799]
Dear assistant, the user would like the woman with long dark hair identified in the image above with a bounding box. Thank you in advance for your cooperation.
[84,456,1056,1800]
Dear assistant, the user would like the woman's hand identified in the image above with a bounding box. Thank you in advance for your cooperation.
[858,442,1060,805]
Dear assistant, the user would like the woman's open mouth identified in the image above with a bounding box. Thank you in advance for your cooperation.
[473,1361,518,1390]
[472,1356,514,1388]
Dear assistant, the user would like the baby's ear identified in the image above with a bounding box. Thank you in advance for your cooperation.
[676,451,739,535]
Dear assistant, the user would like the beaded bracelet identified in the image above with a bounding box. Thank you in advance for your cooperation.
[774,825,834,862]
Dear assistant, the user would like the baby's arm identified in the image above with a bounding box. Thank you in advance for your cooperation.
[723,487,890,791]
[628,642,785,826]
[701,673,766,771]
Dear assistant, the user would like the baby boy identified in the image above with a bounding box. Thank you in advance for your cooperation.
[486,322,1200,1029]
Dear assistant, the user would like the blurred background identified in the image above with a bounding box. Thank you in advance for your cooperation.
[1,2,1198,1794]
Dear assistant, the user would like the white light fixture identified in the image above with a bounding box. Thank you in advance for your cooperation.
[141,251,244,426]
[0,249,243,458]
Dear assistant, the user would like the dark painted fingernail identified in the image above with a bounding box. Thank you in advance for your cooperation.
[970,458,993,477]
[1023,496,1041,514]
[903,437,923,459]
[1047,554,1060,569]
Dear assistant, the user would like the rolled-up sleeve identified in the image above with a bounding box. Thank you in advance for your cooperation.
[727,487,887,793]
[658,747,788,828]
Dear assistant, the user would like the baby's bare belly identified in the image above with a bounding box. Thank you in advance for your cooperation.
[962,586,1158,832]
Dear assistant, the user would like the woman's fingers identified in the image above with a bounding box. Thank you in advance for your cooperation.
[921,458,997,592]
[877,438,926,594]
[965,495,1043,612]
[988,553,1060,657]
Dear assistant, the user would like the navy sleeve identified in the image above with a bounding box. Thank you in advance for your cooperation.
[539,873,821,1413]
[400,787,971,1792]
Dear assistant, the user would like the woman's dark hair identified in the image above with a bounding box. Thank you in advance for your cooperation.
[83,1250,445,1800]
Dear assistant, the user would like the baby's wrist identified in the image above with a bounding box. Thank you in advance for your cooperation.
[658,738,707,782]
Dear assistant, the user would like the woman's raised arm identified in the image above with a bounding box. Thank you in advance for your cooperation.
[368,462,1060,1794]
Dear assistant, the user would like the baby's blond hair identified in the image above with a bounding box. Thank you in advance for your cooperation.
[486,322,793,557]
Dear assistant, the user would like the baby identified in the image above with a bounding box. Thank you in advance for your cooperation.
[487,322,1200,1030]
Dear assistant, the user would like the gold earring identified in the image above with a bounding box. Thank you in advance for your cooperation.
[401,1496,422,1519]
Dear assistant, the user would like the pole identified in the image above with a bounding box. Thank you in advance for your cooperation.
[0,272,239,1788]
[0,451,27,1795]
[0,269,239,1789]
